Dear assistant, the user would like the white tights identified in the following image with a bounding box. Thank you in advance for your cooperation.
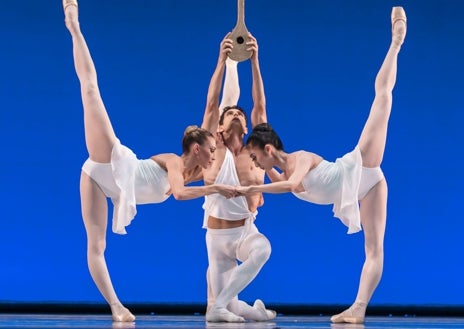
[206,224,271,320]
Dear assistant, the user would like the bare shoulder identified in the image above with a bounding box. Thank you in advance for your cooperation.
[293,151,323,169]
[293,150,314,160]
[150,153,181,172]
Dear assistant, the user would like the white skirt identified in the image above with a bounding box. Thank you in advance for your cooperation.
[294,147,368,234]
[82,139,170,234]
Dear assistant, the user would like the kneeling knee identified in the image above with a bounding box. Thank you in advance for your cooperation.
[252,240,272,265]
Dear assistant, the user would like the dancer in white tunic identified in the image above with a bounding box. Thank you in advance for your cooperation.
[201,34,276,323]
[63,0,236,322]
[236,7,407,324]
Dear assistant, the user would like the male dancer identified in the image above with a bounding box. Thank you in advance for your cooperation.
[201,33,276,323]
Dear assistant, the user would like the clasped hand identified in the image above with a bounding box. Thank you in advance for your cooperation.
[217,185,252,199]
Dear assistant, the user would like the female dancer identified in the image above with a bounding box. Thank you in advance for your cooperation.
[236,7,407,324]
[63,0,235,322]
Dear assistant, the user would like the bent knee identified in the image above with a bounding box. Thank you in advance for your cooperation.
[238,235,271,264]
[250,238,272,265]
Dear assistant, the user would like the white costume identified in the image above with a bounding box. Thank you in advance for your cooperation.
[203,149,271,318]
[82,139,170,234]
[293,146,384,234]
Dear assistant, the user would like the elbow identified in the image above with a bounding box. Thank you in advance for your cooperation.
[289,183,300,193]
[256,100,266,109]
[172,191,187,201]
[205,99,217,108]
[172,193,182,201]
[253,101,266,114]
[205,100,219,114]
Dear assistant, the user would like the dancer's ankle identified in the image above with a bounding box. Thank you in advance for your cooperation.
[63,0,79,27]
[110,303,136,322]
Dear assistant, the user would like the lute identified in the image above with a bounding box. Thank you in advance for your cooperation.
[228,0,252,62]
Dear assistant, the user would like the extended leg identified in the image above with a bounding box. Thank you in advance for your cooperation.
[358,7,406,167]
[64,0,116,163]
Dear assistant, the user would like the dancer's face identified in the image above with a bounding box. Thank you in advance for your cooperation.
[197,136,217,169]
[219,108,248,135]
[248,145,272,171]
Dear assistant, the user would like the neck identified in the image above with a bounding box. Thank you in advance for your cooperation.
[222,132,244,156]
[273,150,289,172]
[181,153,197,171]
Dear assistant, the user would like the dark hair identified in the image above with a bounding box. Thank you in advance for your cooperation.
[182,125,214,153]
[246,123,284,151]
[218,105,248,125]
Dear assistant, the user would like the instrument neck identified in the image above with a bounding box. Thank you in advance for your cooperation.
[236,0,245,25]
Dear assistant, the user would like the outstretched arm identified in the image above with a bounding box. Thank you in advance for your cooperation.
[265,168,284,182]
[202,34,233,134]
[248,33,267,128]
[238,153,313,194]
[166,156,236,200]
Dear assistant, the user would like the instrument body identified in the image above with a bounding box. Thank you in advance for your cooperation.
[228,0,252,62]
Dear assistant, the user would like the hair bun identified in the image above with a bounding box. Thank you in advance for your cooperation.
[184,125,199,136]
[254,123,273,132]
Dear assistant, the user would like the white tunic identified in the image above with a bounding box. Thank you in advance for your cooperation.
[293,146,384,234]
[82,139,170,234]
[202,148,255,228]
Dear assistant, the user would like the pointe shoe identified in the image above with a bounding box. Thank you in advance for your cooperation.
[330,305,365,324]
[253,299,277,321]
[63,0,78,11]
[112,312,136,323]
[391,6,407,47]
[205,307,245,323]
[111,304,136,322]
[330,312,364,324]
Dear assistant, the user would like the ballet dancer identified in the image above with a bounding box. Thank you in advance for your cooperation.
[236,7,407,324]
[201,33,276,322]
[63,0,236,322]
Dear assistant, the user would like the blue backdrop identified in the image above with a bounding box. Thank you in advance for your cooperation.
[0,0,463,307]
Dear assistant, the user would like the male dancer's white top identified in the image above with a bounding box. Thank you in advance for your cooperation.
[202,148,256,228]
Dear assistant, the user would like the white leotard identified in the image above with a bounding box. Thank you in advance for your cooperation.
[293,146,384,234]
[82,139,170,234]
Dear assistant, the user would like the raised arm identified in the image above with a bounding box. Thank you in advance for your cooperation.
[218,57,240,114]
[247,34,267,128]
[202,34,233,134]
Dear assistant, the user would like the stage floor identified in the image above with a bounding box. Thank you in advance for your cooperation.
[0,314,463,329]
